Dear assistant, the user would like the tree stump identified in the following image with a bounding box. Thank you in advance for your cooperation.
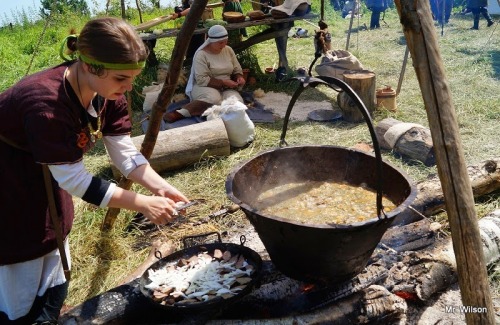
[337,70,376,123]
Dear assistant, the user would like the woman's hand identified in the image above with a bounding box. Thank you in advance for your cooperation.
[157,184,189,203]
[236,75,246,87]
[140,195,181,225]
[222,79,240,89]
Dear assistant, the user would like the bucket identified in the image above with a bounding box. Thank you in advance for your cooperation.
[226,76,417,285]
[376,86,397,112]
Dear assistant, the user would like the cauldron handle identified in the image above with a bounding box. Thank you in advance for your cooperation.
[279,76,385,219]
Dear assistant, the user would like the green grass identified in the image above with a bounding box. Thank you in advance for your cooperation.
[1,2,499,307]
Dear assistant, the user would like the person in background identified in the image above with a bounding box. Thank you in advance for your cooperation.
[164,25,245,123]
[341,0,360,18]
[0,17,189,324]
[467,0,494,29]
[366,0,389,29]
[223,0,248,38]
[430,0,453,24]
[171,0,206,59]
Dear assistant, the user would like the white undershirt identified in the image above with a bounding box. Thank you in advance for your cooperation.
[48,135,148,207]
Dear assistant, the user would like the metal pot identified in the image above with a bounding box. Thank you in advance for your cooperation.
[225,76,417,285]
[139,233,262,314]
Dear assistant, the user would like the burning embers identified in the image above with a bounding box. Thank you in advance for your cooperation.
[144,248,255,306]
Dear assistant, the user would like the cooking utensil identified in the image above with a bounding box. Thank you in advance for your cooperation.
[226,76,417,285]
[139,233,262,314]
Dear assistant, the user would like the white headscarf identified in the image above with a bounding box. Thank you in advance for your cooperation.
[185,25,229,100]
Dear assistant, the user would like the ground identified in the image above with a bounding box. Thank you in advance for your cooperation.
[256,90,335,121]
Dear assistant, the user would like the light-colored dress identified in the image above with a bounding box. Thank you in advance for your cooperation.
[189,46,244,105]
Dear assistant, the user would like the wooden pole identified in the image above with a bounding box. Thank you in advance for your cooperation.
[101,0,209,231]
[320,0,324,21]
[396,45,409,95]
[393,0,494,323]
[345,1,356,51]
[135,0,143,24]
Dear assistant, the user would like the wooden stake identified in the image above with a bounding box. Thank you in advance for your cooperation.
[393,0,495,323]
[101,0,209,231]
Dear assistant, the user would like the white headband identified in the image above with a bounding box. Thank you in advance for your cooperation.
[207,25,228,43]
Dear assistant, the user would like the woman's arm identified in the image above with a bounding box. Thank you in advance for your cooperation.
[104,134,189,202]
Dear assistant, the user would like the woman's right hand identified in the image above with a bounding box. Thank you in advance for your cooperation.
[138,195,181,225]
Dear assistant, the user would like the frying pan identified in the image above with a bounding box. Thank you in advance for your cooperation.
[139,233,263,314]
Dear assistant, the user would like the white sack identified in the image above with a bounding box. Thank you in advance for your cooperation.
[142,83,163,113]
[203,96,255,147]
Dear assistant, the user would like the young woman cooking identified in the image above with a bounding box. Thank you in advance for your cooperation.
[0,17,189,324]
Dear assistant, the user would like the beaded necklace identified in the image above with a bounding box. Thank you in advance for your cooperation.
[75,66,103,142]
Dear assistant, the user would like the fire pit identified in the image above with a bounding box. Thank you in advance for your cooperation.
[226,76,417,285]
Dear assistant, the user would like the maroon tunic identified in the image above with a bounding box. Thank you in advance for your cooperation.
[0,62,132,265]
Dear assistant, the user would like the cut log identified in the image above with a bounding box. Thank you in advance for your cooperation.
[337,70,376,123]
[381,218,438,252]
[111,118,230,178]
[375,117,435,166]
[393,158,500,225]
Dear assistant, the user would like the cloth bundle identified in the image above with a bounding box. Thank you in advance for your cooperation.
[315,49,364,79]
[202,96,255,148]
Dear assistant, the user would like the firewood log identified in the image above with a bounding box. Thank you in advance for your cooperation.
[207,285,407,325]
[384,209,500,302]
[393,158,500,225]
[375,117,435,166]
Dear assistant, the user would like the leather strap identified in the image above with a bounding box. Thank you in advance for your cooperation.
[0,133,71,281]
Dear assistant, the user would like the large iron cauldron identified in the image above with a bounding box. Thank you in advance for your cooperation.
[225,76,417,284]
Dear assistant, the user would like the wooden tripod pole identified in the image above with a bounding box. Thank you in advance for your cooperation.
[345,0,357,51]
[396,45,409,95]
[394,0,494,323]
[101,0,209,231]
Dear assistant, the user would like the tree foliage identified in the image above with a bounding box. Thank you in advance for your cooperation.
[40,0,90,16]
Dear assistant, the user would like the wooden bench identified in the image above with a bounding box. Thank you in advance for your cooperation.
[140,13,318,70]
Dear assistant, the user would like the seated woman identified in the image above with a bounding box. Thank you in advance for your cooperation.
[164,25,246,123]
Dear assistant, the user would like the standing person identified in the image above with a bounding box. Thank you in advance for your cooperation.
[366,0,389,29]
[164,25,246,123]
[171,0,206,59]
[0,17,189,324]
[430,0,453,24]
[467,0,495,29]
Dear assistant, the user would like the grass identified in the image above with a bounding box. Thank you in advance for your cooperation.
[1,1,499,308]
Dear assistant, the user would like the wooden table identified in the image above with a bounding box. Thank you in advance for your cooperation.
[140,13,318,69]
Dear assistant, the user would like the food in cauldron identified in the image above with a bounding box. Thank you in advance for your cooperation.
[144,249,254,306]
[255,180,396,225]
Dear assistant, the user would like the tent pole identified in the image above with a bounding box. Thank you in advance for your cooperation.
[394,0,495,323]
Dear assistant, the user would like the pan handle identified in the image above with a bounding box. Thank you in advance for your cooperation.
[279,76,385,219]
[182,232,222,248]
